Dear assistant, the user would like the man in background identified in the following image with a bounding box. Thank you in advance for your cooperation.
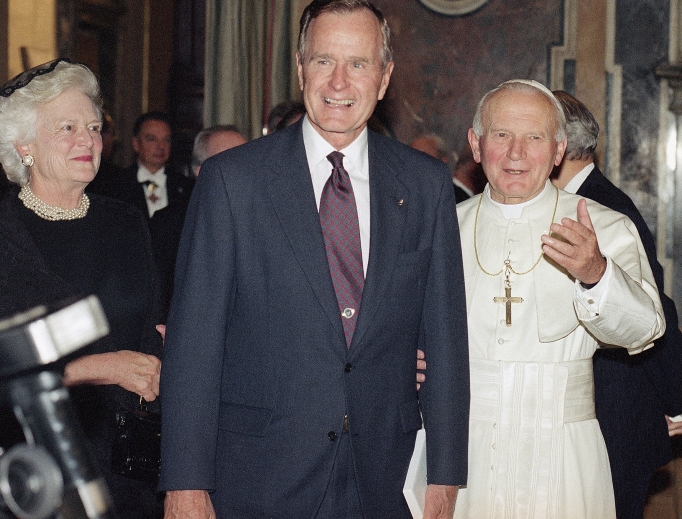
[450,142,486,202]
[409,133,450,164]
[94,111,194,310]
[191,124,247,177]
[409,134,484,202]
[552,89,682,519]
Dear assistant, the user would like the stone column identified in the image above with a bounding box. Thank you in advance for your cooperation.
[656,63,682,322]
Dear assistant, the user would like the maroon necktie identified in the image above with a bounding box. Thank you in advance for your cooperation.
[320,151,364,346]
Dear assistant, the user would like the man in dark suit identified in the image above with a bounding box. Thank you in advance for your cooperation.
[551,90,682,519]
[89,111,194,309]
[158,1,470,518]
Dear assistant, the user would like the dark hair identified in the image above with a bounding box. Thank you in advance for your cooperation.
[275,105,307,132]
[132,111,171,137]
[552,90,599,161]
[298,0,392,70]
[267,100,305,133]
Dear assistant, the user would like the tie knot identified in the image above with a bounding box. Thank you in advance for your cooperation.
[327,151,345,170]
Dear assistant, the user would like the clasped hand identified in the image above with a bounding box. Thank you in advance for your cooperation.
[540,198,606,285]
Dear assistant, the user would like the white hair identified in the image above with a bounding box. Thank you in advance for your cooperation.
[472,79,566,142]
[0,61,101,185]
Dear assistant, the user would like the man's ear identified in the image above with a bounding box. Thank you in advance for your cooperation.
[296,52,304,92]
[131,136,140,154]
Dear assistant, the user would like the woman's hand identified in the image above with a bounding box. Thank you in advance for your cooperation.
[666,415,682,437]
[63,350,161,401]
[417,349,426,390]
[156,324,166,343]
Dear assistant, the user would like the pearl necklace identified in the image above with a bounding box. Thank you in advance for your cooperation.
[18,184,90,221]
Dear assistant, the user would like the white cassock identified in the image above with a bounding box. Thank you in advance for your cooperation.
[453,181,665,519]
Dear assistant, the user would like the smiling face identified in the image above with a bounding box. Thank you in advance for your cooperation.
[21,88,102,191]
[297,8,393,150]
[469,88,567,204]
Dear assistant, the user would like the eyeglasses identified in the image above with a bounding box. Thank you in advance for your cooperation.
[0,58,73,98]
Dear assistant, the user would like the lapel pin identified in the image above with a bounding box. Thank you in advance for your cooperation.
[397,199,404,207]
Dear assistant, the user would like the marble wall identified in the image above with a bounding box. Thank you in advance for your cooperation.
[371,0,564,159]
[616,0,669,236]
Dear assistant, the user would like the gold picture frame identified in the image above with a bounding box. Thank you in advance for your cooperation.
[419,0,490,16]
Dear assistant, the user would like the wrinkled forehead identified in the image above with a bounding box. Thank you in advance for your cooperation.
[482,89,558,133]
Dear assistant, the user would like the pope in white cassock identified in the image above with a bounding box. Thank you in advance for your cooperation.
[453,80,665,519]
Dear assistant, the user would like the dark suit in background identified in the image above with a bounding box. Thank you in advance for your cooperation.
[89,163,194,310]
[576,166,682,519]
[158,116,470,517]
[453,182,470,203]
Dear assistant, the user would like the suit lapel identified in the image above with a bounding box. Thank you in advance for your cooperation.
[265,125,346,345]
[575,167,600,198]
[350,133,408,348]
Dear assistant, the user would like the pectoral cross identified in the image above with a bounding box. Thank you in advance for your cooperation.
[493,260,523,327]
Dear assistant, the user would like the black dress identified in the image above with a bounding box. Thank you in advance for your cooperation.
[0,185,165,519]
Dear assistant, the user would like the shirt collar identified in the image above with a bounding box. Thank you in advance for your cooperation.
[485,179,553,219]
[302,115,369,176]
[562,162,595,194]
[137,164,167,186]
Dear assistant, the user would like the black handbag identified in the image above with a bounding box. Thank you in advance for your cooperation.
[111,397,161,483]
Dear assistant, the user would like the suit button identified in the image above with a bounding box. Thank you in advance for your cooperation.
[345,363,352,373]
[328,431,337,441]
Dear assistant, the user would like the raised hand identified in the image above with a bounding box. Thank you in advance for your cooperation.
[540,198,606,285]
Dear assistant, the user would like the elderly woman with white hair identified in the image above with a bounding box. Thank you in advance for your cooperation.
[0,59,164,518]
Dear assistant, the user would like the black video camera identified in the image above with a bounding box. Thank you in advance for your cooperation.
[0,296,115,519]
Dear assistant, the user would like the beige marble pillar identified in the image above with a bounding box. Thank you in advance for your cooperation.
[575,0,607,168]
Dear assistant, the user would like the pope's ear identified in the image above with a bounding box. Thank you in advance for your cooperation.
[554,139,567,166]
[468,129,482,164]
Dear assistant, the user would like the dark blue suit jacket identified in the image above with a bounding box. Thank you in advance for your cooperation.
[158,120,470,518]
[576,166,682,518]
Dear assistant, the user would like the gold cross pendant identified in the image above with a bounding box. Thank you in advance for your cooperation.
[493,260,523,327]
[494,285,523,326]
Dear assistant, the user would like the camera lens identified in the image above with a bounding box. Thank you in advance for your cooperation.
[0,444,63,519]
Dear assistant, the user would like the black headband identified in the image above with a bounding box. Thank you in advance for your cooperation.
[0,58,73,98]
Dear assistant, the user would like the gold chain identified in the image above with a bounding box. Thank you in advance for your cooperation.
[474,186,559,277]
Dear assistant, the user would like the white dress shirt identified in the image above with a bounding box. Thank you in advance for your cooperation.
[562,162,595,194]
[137,164,168,217]
[302,115,370,276]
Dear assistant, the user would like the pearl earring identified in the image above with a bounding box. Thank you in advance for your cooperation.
[21,154,34,167]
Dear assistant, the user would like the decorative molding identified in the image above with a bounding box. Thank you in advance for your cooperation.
[549,0,577,91]
[418,0,490,16]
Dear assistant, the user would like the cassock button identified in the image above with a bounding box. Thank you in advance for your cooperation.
[328,431,337,441]
[345,363,353,373]
[341,308,355,319]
